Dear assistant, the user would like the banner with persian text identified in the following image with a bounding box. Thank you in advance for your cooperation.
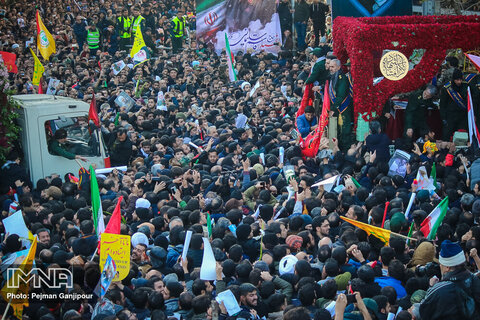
[196,0,282,55]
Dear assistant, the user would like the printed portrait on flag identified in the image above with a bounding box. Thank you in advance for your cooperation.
[196,0,282,55]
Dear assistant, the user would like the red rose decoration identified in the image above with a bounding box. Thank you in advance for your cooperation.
[333,15,480,119]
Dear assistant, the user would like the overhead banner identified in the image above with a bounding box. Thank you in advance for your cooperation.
[332,0,412,19]
[196,0,282,55]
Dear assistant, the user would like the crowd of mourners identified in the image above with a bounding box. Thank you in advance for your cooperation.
[1,0,480,320]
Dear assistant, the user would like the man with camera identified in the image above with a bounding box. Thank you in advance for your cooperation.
[419,240,480,320]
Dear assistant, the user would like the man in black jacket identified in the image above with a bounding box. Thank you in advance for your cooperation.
[0,150,30,193]
[309,0,329,47]
[277,0,292,36]
[419,240,480,320]
[110,128,133,166]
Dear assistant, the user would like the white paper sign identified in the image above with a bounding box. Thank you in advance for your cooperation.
[235,114,248,129]
[182,231,193,261]
[249,81,260,98]
[216,290,242,316]
[273,207,285,220]
[253,205,262,220]
[200,237,217,280]
[95,166,127,174]
[325,300,336,317]
[279,147,284,165]
[3,211,31,248]
[312,175,339,192]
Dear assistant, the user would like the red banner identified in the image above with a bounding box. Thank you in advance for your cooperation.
[300,81,331,158]
[0,51,17,73]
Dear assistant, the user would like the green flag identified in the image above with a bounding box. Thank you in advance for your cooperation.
[207,213,212,238]
[90,166,105,236]
[114,113,120,126]
[431,162,438,191]
[225,33,237,82]
[351,177,361,189]
[406,221,414,246]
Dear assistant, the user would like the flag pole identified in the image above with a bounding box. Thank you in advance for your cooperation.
[390,231,416,242]
[90,246,98,261]
[1,297,13,320]
[74,158,85,169]
[381,201,390,228]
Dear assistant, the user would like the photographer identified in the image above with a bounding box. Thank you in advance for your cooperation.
[419,240,480,320]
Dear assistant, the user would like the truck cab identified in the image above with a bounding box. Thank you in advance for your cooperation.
[13,94,108,184]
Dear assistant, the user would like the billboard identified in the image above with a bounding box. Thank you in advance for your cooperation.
[196,0,282,55]
[332,0,412,19]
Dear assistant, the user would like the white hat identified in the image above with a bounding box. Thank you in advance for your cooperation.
[135,198,151,209]
[12,44,19,49]
[279,255,298,275]
[131,232,149,248]
[241,82,250,91]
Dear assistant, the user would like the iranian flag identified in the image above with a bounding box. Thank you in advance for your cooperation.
[467,87,480,148]
[90,165,105,236]
[420,197,448,240]
[225,33,237,82]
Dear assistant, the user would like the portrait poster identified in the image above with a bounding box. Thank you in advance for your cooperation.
[196,0,282,55]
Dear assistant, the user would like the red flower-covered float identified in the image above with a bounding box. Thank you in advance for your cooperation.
[333,15,480,118]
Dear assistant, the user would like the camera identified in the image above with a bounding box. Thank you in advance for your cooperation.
[415,262,440,278]
[221,175,230,185]
[346,294,356,304]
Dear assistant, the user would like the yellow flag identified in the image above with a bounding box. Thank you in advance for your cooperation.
[130,28,150,67]
[36,10,56,60]
[1,236,38,319]
[130,28,146,58]
[340,216,391,244]
[30,48,44,86]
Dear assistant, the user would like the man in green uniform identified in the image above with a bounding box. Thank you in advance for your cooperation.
[86,24,102,56]
[131,6,145,43]
[171,10,186,53]
[404,85,437,138]
[329,59,353,151]
[116,8,132,51]
[305,46,330,87]
[440,69,469,141]
[49,129,87,162]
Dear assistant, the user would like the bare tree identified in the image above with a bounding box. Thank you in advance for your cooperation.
[439,0,480,14]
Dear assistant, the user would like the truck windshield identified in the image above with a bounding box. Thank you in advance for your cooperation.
[45,116,100,157]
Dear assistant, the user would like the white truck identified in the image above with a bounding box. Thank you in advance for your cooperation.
[12,94,108,183]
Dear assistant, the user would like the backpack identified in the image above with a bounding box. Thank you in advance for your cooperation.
[454,275,476,319]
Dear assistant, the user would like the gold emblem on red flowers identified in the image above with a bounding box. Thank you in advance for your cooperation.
[380,51,409,81]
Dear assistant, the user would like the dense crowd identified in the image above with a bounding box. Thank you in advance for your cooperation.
[1,1,480,320]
